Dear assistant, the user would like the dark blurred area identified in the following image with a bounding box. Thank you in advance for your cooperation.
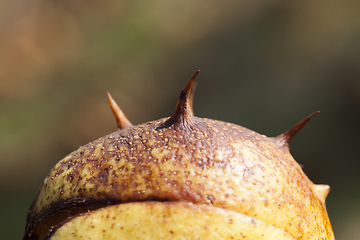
[1,1,359,239]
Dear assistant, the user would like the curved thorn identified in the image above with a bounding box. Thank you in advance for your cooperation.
[107,92,133,129]
[275,111,320,146]
[165,70,200,127]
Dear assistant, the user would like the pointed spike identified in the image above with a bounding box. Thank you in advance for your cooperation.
[313,184,330,202]
[189,81,197,114]
[107,92,133,129]
[275,111,320,146]
[165,70,200,127]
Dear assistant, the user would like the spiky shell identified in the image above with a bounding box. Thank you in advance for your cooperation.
[24,71,334,240]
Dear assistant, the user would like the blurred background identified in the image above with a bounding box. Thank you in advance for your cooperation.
[1,0,359,239]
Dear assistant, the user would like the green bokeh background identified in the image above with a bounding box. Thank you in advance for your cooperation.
[1,1,360,239]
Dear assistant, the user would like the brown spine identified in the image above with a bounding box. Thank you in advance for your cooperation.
[107,92,133,129]
[164,70,200,127]
[274,111,320,146]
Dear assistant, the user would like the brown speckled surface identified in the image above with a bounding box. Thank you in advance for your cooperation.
[44,202,298,240]
[24,117,333,239]
[24,74,334,239]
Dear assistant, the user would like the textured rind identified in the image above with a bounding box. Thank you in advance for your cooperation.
[46,202,297,240]
[24,117,334,240]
